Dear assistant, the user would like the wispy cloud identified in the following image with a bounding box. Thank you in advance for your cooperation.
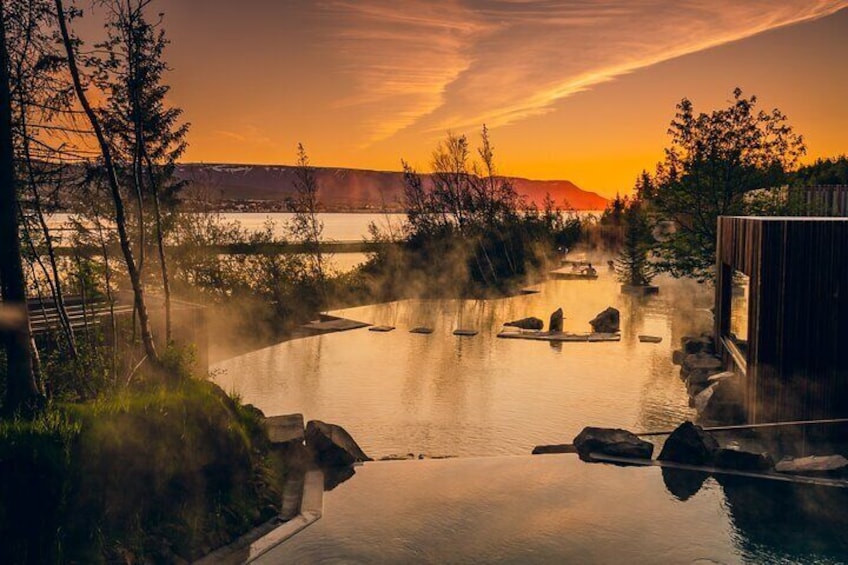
[318,1,848,145]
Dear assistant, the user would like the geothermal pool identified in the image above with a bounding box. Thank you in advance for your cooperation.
[213,271,848,564]
[258,456,848,564]
[213,270,712,458]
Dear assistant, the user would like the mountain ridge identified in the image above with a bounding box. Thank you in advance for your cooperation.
[175,163,608,211]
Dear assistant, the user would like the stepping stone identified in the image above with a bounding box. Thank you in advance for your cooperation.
[588,332,621,342]
[639,335,663,343]
[453,329,478,337]
[532,444,577,455]
[410,327,434,334]
[264,413,305,444]
[518,288,540,295]
[369,325,395,332]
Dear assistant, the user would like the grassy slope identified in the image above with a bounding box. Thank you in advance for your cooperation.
[0,379,285,563]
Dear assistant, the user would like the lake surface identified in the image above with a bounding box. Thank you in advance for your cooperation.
[213,271,713,458]
[261,456,848,564]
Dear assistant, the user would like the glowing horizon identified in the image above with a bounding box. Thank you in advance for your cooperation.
[79,1,848,197]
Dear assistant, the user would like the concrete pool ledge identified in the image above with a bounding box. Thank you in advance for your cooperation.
[195,469,325,565]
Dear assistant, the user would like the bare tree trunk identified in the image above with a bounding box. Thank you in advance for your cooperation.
[95,214,118,383]
[0,1,42,416]
[144,154,172,343]
[152,186,171,342]
[55,0,159,366]
[19,108,78,357]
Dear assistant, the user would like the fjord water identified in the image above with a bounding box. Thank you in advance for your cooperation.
[213,272,711,458]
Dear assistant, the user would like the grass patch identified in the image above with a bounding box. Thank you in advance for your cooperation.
[0,378,286,563]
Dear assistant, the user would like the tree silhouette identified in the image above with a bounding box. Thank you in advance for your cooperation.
[651,88,805,281]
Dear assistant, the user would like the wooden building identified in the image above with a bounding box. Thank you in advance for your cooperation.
[714,217,848,423]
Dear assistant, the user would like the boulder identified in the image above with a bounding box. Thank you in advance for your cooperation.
[672,350,686,366]
[658,421,719,465]
[504,317,544,331]
[775,455,848,476]
[681,352,723,379]
[589,307,620,333]
[572,427,654,462]
[686,378,710,399]
[682,335,715,355]
[713,448,773,471]
[323,465,356,491]
[305,420,372,468]
[549,308,564,333]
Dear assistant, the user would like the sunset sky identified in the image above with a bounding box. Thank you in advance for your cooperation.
[80,1,848,197]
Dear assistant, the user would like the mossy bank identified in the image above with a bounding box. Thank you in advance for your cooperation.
[0,378,286,563]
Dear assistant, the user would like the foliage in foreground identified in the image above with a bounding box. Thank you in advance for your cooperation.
[0,376,285,564]
[648,88,806,281]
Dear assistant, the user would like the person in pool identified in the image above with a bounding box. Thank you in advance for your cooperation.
[582,263,597,276]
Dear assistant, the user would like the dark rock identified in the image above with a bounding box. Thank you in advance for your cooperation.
[775,455,848,476]
[549,308,564,333]
[572,427,654,462]
[504,317,544,331]
[589,307,620,333]
[714,448,773,471]
[532,444,577,455]
[265,413,305,444]
[242,403,266,420]
[323,464,356,491]
[658,421,719,465]
[686,378,710,399]
[672,350,686,365]
[662,467,710,501]
[687,367,721,387]
[681,352,723,378]
[682,335,715,355]
[409,327,434,334]
[305,420,372,467]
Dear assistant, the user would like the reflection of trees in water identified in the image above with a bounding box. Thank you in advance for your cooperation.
[633,286,698,433]
[661,470,848,561]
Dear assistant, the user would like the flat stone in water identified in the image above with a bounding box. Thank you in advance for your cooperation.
[498,331,620,343]
[532,444,578,455]
[639,335,663,343]
[369,326,396,332]
[453,329,478,337]
[775,455,848,476]
[409,327,434,334]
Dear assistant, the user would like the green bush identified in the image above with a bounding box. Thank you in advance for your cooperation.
[0,379,285,563]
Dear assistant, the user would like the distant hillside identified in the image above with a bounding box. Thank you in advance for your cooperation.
[175,163,608,211]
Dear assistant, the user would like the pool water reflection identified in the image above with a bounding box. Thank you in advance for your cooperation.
[213,273,713,458]
[259,456,848,564]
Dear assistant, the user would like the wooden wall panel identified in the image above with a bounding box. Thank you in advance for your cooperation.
[716,217,848,423]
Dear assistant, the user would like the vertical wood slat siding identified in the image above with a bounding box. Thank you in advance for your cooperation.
[791,185,848,216]
[716,217,848,423]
